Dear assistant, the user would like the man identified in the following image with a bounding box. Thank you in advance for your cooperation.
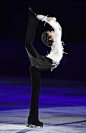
[25,7,64,128]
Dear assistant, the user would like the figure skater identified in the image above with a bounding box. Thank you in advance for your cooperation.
[25,7,65,128]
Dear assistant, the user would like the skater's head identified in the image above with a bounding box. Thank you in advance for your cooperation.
[41,30,55,47]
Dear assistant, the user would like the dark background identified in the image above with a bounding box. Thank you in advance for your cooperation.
[0,0,86,81]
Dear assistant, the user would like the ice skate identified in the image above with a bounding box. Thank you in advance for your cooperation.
[28,7,39,25]
[27,117,43,128]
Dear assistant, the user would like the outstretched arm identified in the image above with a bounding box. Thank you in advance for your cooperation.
[37,15,53,22]
[37,15,61,35]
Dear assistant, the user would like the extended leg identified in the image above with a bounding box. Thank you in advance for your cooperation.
[25,8,39,58]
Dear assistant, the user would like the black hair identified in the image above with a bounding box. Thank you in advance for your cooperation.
[41,30,54,47]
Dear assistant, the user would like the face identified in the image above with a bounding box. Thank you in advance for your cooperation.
[47,31,55,41]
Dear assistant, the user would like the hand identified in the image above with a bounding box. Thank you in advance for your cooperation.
[36,15,41,19]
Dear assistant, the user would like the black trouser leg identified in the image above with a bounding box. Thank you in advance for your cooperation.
[29,65,41,120]
[25,9,52,124]
[25,13,39,58]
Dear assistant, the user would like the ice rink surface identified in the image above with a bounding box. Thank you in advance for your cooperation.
[0,77,86,133]
[0,107,86,133]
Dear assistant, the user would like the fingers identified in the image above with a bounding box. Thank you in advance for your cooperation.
[36,15,40,19]
[36,14,41,19]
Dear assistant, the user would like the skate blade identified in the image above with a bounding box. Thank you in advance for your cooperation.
[27,124,43,128]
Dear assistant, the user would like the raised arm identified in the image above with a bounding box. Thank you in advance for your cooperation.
[37,14,61,35]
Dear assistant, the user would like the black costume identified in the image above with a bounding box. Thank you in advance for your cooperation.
[25,8,53,127]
